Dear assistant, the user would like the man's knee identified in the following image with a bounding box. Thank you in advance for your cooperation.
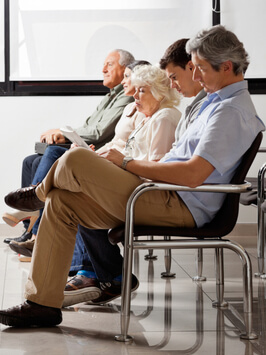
[22,154,39,170]
[22,154,41,186]
[31,156,42,176]
[44,146,68,161]
[57,148,95,172]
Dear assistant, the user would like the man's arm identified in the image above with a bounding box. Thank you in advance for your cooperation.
[105,149,215,187]
[75,93,133,148]
[39,89,133,147]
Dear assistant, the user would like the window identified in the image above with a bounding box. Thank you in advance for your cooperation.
[222,0,266,79]
[10,0,212,81]
[1,0,265,95]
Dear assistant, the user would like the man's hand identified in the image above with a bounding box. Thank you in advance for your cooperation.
[40,129,66,144]
[103,148,125,168]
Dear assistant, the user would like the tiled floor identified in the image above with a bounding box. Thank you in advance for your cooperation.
[0,224,265,354]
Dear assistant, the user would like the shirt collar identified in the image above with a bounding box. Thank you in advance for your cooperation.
[212,80,248,102]
[110,83,124,96]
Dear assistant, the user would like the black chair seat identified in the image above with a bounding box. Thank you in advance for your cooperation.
[109,207,237,245]
[109,187,249,246]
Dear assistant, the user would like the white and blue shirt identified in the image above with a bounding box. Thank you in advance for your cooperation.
[161,81,265,227]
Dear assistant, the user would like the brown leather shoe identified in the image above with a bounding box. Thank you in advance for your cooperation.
[5,186,44,212]
[9,239,35,257]
[0,300,62,327]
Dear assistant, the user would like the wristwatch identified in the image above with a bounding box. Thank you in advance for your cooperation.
[122,156,134,170]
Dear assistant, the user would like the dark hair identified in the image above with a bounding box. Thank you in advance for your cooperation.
[160,39,191,70]
[127,60,151,71]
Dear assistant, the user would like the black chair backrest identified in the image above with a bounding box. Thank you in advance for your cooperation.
[108,132,263,244]
[201,131,262,237]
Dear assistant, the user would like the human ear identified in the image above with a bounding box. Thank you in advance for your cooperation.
[187,60,194,71]
[222,60,233,72]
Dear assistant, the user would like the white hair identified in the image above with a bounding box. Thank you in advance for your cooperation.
[131,64,180,107]
[186,25,249,75]
[115,49,135,67]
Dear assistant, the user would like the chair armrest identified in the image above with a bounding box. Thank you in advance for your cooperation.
[122,180,252,249]
[133,181,252,194]
[258,148,266,153]
[125,181,252,225]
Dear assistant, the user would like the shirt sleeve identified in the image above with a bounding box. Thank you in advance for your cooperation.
[194,104,256,175]
[96,103,137,154]
[148,108,181,161]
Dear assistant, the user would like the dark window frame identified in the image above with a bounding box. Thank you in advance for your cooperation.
[0,0,109,96]
[212,0,266,95]
[0,0,265,96]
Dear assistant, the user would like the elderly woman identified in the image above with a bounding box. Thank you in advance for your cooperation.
[120,64,181,161]
[5,64,182,308]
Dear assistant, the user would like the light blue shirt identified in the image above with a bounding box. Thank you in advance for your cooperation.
[162,81,265,227]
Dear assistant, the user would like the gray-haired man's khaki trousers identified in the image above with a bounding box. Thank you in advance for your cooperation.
[25,148,194,308]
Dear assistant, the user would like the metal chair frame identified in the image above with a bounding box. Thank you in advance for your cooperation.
[109,132,262,343]
[113,181,257,342]
[257,162,266,278]
[239,148,266,277]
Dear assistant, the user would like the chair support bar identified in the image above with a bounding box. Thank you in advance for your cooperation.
[117,238,257,341]
[115,181,257,342]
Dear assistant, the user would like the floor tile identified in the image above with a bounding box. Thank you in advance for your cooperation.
[0,225,265,354]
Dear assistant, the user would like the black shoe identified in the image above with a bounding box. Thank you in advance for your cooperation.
[4,230,32,244]
[87,274,139,305]
[0,300,62,327]
[5,185,44,212]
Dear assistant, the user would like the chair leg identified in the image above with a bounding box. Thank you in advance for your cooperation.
[161,236,176,278]
[212,248,228,308]
[258,214,266,279]
[133,249,139,278]
[235,246,257,340]
[144,235,158,260]
[257,163,266,278]
[192,249,207,281]
[115,230,134,342]
[256,201,265,277]
[216,309,225,354]
[212,241,257,340]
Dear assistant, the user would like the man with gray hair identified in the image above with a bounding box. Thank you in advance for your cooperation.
[4,49,135,244]
[1,25,264,328]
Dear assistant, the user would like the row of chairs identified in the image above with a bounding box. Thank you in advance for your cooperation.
[240,154,266,278]
[108,132,263,342]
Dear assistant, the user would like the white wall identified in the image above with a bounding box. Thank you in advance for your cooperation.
[0,93,265,224]
[0,95,103,221]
